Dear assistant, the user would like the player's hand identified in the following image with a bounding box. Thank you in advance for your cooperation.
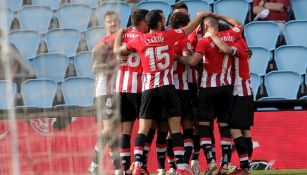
[197,12,210,18]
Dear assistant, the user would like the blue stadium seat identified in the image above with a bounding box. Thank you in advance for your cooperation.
[74,51,94,78]
[263,71,301,100]
[275,45,307,74]
[179,0,210,20]
[21,79,58,108]
[250,73,260,100]
[0,8,13,33]
[213,0,249,24]
[144,0,176,5]
[31,0,60,11]
[0,80,17,109]
[137,1,171,21]
[70,0,98,8]
[249,47,271,76]
[4,0,22,11]
[18,6,53,33]
[8,30,40,59]
[32,53,69,83]
[57,4,92,32]
[96,2,131,28]
[45,29,80,57]
[61,77,94,107]
[292,0,307,20]
[284,20,307,47]
[85,26,107,50]
[244,21,280,50]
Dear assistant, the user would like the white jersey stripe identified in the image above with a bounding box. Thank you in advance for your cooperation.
[131,72,138,93]
[211,74,217,87]
[122,71,129,92]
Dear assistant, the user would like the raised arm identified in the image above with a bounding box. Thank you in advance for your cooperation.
[182,12,209,36]
[113,28,130,55]
[209,32,234,55]
[211,13,243,28]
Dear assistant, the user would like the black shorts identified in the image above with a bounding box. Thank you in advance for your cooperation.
[229,95,254,130]
[188,83,198,107]
[139,85,181,120]
[93,95,117,120]
[177,90,193,120]
[119,93,141,122]
[197,85,233,123]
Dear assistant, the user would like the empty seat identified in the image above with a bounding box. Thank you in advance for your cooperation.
[250,73,260,100]
[21,79,57,108]
[292,0,307,20]
[249,47,271,75]
[274,45,307,74]
[70,0,98,8]
[144,0,176,5]
[0,8,14,33]
[18,6,53,33]
[45,29,80,57]
[213,0,249,24]
[57,4,92,32]
[244,21,280,50]
[74,51,94,78]
[85,26,107,50]
[137,1,171,21]
[61,77,94,106]
[8,30,40,59]
[31,0,60,11]
[0,80,17,109]
[264,71,301,99]
[180,0,210,20]
[32,53,69,83]
[284,20,307,47]
[4,0,22,11]
[97,2,131,28]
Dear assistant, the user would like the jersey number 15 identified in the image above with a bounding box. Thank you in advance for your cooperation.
[145,45,170,71]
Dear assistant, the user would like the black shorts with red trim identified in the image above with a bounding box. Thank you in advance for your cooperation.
[93,95,117,120]
[119,92,142,122]
[139,85,181,121]
[197,85,233,123]
[229,95,254,130]
[177,90,193,120]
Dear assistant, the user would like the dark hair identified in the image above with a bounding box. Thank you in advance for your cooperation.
[172,2,188,11]
[146,10,163,30]
[169,12,190,29]
[131,9,149,26]
[104,10,118,19]
[219,23,231,32]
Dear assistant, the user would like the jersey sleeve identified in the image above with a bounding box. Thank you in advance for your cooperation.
[126,38,139,52]
[195,37,210,55]
[167,29,185,43]
[181,38,193,52]
[227,25,243,41]
[230,42,246,58]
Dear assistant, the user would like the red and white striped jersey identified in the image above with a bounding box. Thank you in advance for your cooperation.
[115,28,143,93]
[231,40,253,96]
[195,26,242,88]
[187,29,202,83]
[126,29,185,91]
[173,37,193,90]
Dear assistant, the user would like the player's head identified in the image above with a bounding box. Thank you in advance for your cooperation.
[131,9,149,33]
[146,10,166,31]
[203,16,219,32]
[218,23,230,32]
[169,12,190,29]
[104,11,120,34]
[172,2,189,16]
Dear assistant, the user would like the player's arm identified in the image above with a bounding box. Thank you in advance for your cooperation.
[92,43,117,74]
[182,12,210,36]
[210,13,243,28]
[113,28,130,55]
[209,32,235,55]
[253,0,287,13]
[176,52,202,67]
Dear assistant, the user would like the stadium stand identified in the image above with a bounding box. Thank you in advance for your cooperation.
[0,80,17,109]
[284,20,307,47]
[249,47,271,76]
[213,0,249,24]
[60,77,94,107]
[20,79,57,108]
[57,4,92,32]
[74,51,94,78]
[70,0,99,8]
[292,0,307,20]
[4,0,22,12]
[45,28,80,57]
[31,53,69,83]
[31,0,60,11]
[18,6,53,33]
[250,73,260,100]
[85,26,107,50]
[274,45,307,75]
[137,1,171,21]
[0,8,14,33]
[244,21,280,50]
[96,2,131,28]
[8,30,40,59]
[179,0,211,20]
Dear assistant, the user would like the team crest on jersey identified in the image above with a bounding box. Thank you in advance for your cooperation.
[187,42,193,50]
[174,29,182,33]
[232,27,241,33]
